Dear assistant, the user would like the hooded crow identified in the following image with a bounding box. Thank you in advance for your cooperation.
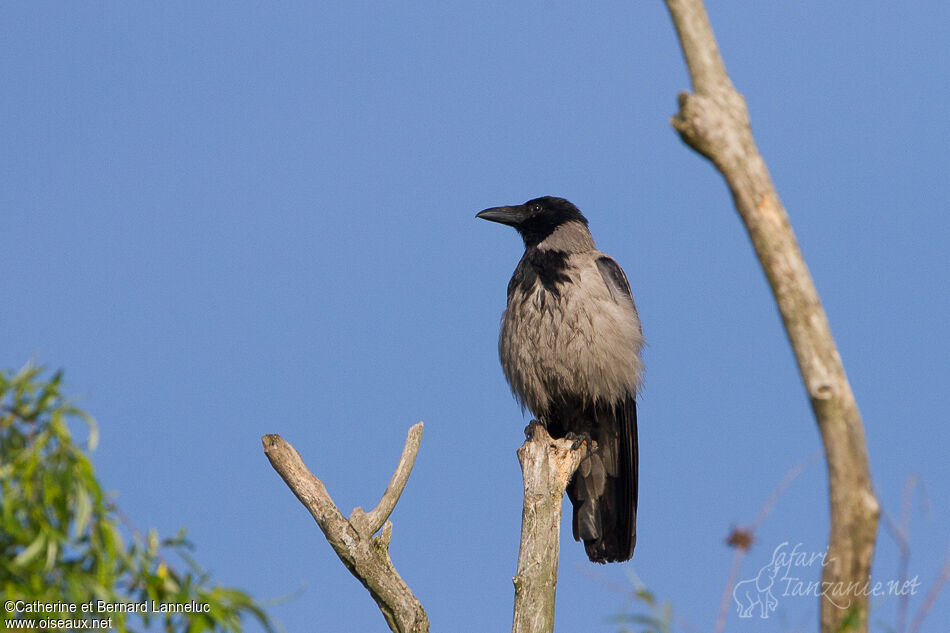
[477,196,644,563]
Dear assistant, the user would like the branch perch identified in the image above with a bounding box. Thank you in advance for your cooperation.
[262,423,428,633]
[512,422,587,633]
[662,1,879,631]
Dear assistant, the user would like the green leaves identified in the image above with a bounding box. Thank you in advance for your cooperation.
[613,571,674,633]
[1,364,273,632]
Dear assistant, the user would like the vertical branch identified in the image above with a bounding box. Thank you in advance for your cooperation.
[661,1,880,631]
[511,422,586,633]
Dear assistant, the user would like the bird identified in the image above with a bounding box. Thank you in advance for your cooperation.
[477,196,644,563]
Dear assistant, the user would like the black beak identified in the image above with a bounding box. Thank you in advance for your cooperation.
[475,205,527,227]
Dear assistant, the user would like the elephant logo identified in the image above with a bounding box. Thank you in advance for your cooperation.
[733,557,781,618]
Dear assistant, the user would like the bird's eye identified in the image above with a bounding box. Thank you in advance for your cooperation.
[532,204,542,213]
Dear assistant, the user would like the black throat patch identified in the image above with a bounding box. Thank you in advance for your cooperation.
[508,248,572,304]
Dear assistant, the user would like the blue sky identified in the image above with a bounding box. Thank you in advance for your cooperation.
[2,2,948,632]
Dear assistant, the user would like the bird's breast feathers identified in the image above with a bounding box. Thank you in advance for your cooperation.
[499,251,644,416]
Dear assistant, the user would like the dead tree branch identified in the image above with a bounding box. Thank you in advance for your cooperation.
[263,419,585,633]
[662,1,880,631]
[262,423,428,633]
[511,422,586,633]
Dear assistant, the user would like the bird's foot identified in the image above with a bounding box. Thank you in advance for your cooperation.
[564,431,592,452]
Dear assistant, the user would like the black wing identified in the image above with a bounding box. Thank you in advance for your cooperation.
[596,255,633,304]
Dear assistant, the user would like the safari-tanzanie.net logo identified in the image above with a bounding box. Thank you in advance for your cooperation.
[732,541,921,619]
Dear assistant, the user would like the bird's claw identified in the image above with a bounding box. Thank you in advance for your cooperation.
[564,431,592,452]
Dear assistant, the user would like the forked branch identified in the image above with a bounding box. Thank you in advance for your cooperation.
[262,423,428,633]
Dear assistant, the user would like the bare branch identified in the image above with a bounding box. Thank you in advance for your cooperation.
[879,475,923,633]
[662,2,880,631]
[512,422,586,633]
[665,0,731,95]
[262,427,428,633]
[908,544,950,633]
[351,422,424,536]
[715,451,820,633]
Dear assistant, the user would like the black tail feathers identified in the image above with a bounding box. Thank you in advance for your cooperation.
[564,396,638,563]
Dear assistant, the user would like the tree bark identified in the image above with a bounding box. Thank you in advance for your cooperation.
[512,422,586,633]
[661,2,880,631]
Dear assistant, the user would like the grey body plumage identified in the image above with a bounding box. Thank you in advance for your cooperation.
[478,196,644,563]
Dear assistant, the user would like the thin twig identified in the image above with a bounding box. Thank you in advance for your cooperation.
[714,451,820,633]
[877,475,920,633]
[752,450,823,532]
[352,422,424,536]
[907,544,950,633]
